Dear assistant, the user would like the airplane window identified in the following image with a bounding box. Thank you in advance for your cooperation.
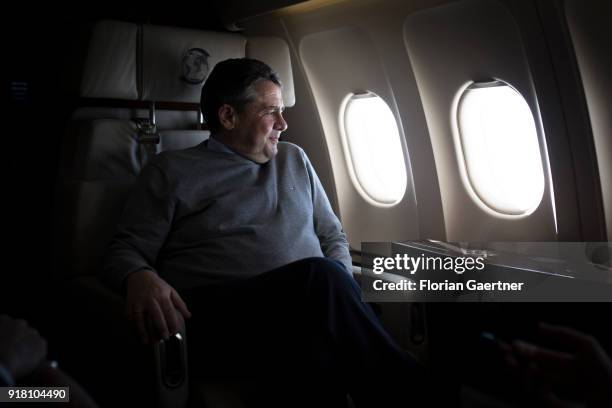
[341,92,407,206]
[457,80,545,215]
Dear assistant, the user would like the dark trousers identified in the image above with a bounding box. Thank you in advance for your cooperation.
[180,257,428,407]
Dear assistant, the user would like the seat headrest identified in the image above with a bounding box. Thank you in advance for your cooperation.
[80,21,138,100]
[142,25,246,103]
[79,20,295,107]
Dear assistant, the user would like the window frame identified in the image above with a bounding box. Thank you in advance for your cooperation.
[453,79,547,217]
[339,91,408,207]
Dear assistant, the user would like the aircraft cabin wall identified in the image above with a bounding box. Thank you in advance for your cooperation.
[565,0,612,240]
[242,0,609,248]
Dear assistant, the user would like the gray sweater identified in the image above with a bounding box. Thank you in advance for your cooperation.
[102,137,352,292]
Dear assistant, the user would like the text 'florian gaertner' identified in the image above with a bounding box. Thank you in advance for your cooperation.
[370,254,525,293]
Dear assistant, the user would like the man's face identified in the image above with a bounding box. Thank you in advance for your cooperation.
[230,80,287,163]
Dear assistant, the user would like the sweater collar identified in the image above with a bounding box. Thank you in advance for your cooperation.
[206,135,271,165]
[207,135,238,155]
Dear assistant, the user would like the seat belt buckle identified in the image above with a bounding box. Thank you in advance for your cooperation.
[136,120,160,145]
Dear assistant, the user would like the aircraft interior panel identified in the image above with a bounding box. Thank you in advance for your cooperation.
[565,0,612,239]
[404,0,557,242]
[299,26,420,249]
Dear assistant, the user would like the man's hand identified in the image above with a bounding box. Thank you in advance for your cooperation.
[503,323,612,408]
[125,269,191,344]
[0,315,48,380]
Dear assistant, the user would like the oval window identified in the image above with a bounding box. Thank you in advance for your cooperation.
[341,92,407,206]
[457,81,545,215]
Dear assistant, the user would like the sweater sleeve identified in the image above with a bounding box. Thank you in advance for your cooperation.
[302,150,353,274]
[100,156,176,293]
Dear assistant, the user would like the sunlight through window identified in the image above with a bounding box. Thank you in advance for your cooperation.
[342,92,407,206]
[457,81,545,215]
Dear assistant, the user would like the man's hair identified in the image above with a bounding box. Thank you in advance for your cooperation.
[201,58,282,133]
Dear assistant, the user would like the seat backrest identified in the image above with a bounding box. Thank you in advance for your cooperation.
[56,19,294,280]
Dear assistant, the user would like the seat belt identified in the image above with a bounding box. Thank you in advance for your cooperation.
[135,101,160,167]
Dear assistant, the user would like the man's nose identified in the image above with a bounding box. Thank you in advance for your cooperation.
[274,112,288,132]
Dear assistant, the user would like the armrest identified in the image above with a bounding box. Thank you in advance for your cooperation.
[59,276,189,408]
[153,315,189,408]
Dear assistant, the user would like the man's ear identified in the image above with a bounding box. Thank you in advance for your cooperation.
[218,104,236,130]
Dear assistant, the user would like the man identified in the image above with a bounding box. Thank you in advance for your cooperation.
[103,58,425,407]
